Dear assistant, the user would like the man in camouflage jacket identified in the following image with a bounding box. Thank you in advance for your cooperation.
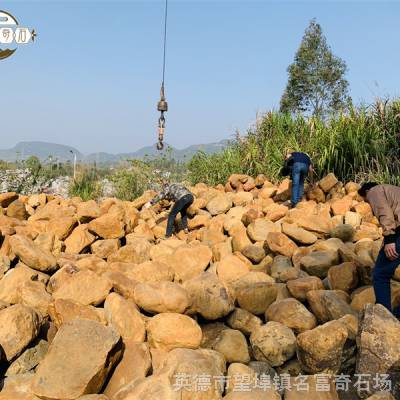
[144,182,194,238]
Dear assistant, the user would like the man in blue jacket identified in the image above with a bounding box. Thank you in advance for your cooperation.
[282,151,314,208]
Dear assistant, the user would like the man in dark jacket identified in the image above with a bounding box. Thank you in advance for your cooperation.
[144,182,194,238]
[282,151,314,208]
[358,182,400,316]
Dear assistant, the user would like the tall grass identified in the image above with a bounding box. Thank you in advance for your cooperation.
[69,168,101,201]
[189,99,400,185]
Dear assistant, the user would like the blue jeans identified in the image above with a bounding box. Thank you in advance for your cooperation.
[291,162,308,207]
[373,236,400,317]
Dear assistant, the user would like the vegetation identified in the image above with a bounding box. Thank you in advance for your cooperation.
[189,99,400,186]
[280,19,351,117]
[69,167,102,201]
[109,161,152,201]
[3,99,400,199]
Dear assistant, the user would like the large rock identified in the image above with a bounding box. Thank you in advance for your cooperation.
[77,200,101,222]
[167,243,212,282]
[356,304,400,399]
[74,255,108,275]
[47,216,77,241]
[48,298,105,328]
[103,341,152,398]
[266,232,298,257]
[300,250,339,278]
[231,226,252,252]
[6,339,48,376]
[206,194,232,215]
[241,244,265,263]
[225,363,257,394]
[31,319,122,400]
[250,321,296,366]
[9,235,57,273]
[297,320,348,374]
[296,214,333,235]
[226,308,262,336]
[270,255,292,281]
[0,372,40,399]
[236,282,277,315]
[7,200,28,220]
[0,304,41,361]
[284,375,340,400]
[108,243,151,264]
[351,286,375,312]
[0,254,10,278]
[88,213,126,239]
[134,281,190,314]
[126,261,174,283]
[345,211,362,228]
[330,223,355,242]
[287,276,324,301]
[307,290,357,323]
[264,203,288,222]
[247,219,279,242]
[328,262,359,292]
[0,192,18,207]
[53,269,112,306]
[212,328,250,364]
[282,223,318,245]
[104,293,145,342]
[331,197,353,216]
[365,394,396,400]
[147,313,202,351]
[117,348,225,400]
[319,173,339,192]
[91,239,120,259]
[216,255,250,287]
[0,264,49,304]
[183,272,234,320]
[64,224,96,254]
[266,298,317,333]
[17,280,52,317]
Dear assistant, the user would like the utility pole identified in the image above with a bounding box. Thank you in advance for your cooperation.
[69,150,77,180]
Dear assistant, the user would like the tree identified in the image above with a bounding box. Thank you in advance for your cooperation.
[24,156,41,175]
[280,19,351,117]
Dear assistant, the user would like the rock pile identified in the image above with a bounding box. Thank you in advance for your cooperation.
[0,169,72,197]
[0,173,399,400]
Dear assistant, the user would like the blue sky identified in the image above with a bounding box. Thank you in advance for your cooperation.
[1,0,399,154]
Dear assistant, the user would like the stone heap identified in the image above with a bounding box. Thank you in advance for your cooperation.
[0,173,399,400]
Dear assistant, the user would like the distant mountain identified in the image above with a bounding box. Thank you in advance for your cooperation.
[0,140,229,164]
[0,142,83,162]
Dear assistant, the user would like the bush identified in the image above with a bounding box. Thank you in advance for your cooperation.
[188,99,400,186]
[110,160,153,201]
[69,169,101,201]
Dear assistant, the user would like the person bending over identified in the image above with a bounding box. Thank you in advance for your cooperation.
[282,151,314,208]
[144,181,194,238]
[358,182,400,317]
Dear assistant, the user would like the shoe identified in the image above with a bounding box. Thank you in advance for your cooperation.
[157,236,170,243]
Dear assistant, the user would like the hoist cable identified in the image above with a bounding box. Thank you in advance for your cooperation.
[161,0,168,87]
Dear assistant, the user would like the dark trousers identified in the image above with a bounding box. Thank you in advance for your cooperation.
[166,194,194,237]
[373,236,400,317]
[291,162,308,207]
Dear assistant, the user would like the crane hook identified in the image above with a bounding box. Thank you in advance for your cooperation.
[157,112,165,150]
[157,83,168,150]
